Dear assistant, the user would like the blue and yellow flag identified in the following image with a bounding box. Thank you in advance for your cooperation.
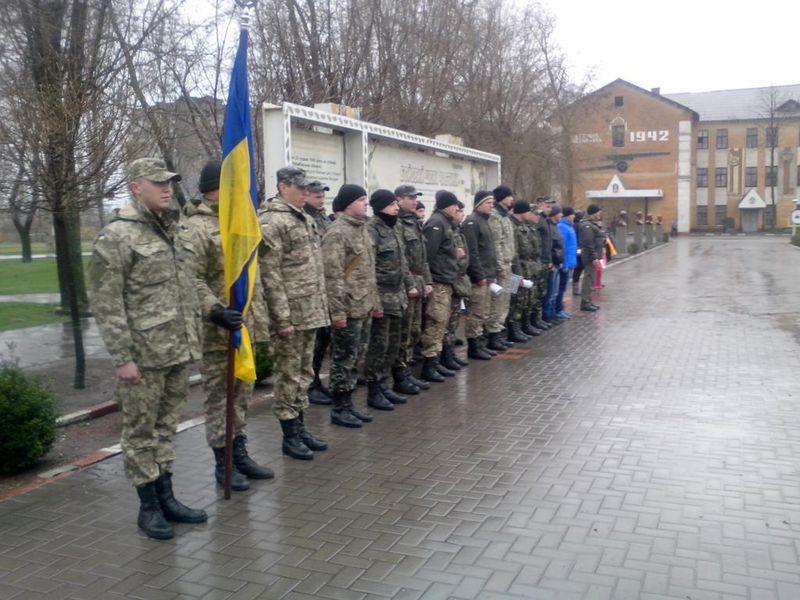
[219,26,259,382]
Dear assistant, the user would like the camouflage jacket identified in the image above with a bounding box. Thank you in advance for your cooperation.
[88,201,201,368]
[322,213,381,321]
[510,216,543,279]
[452,227,471,299]
[488,204,517,274]
[186,202,269,353]
[258,195,330,332]
[367,216,413,316]
[303,205,331,242]
[397,210,432,291]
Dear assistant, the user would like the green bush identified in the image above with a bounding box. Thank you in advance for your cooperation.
[254,342,274,383]
[791,233,800,248]
[0,363,57,475]
[627,243,639,255]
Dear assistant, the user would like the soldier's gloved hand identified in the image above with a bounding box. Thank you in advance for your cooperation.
[210,306,243,331]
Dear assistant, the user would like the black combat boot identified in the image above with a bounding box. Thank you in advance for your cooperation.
[507,322,530,343]
[367,381,394,410]
[421,357,446,382]
[439,345,462,371]
[136,482,174,540]
[331,390,364,428]
[392,368,420,395]
[521,314,542,336]
[379,379,408,404]
[498,331,515,348]
[212,447,250,491]
[233,435,274,479]
[533,308,551,330]
[580,302,599,312]
[279,418,314,460]
[479,336,498,356]
[154,473,208,524]
[407,370,431,390]
[435,359,456,377]
[487,332,507,352]
[467,338,492,360]
[297,412,328,451]
[307,379,332,405]
[452,350,469,367]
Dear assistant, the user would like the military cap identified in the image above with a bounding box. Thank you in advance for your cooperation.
[306,180,330,194]
[276,165,310,187]
[127,157,181,182]
[395,184,423,198]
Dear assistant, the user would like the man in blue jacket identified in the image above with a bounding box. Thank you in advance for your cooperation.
[555,207,578,320]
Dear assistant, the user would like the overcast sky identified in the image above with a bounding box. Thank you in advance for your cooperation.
[544,0,800,94]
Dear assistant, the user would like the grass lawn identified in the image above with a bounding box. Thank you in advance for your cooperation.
[0,258,88,295]
[0,303,64,332]
[0,241,92,255]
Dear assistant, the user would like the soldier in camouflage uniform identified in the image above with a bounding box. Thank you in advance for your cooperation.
[322,184,381,428]
[420,190,462,382]
[443,201,470,370]
[188,160,273,493]
[303,180,334,406]
[487,185,520,350]
[508,201,544,340]
[365,189,418,410]
[531,198,554,331]
[393,184,432,395]
[258,166,330,460]
[88,158,206,540]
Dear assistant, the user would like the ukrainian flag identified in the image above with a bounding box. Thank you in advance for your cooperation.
[219,26,259,382]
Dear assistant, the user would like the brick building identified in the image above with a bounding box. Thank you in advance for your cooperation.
[566,79,800,232]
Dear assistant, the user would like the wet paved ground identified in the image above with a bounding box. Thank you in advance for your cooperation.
[2,237,800,600]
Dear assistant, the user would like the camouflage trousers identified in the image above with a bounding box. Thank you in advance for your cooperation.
[116,363,188,487]
[396,296,423,369]
[421,283,453,358]
[509,287,534,322]
[271,328,315,421]
[487,276,512,333]
[446,295,465,346]
[201,350,250,448]
[532,269,548,312]
[464,283,490,339]
[365,314,403,382]
[330,317,369,393]
[313,326,331,380]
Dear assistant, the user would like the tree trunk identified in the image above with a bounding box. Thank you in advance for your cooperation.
[53,207,88,311]
[11,212,34,263]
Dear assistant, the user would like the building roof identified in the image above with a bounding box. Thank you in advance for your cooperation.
[581,79,699,120]
[665,84,800,122]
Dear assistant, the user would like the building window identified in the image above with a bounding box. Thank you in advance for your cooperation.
[715,167,728,188]
[614,96,624,107]
[745,167,758,187]
[746,128,758,148]
[715,205,727,225]
[766,165,778,187]
[716,129,728,149]
[697,168,708,187]
[766,126,778,148]
[612,125,625,147]
[697,206,708,226]
[697,129,709,149]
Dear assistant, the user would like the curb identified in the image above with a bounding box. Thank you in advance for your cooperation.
[605,241,668,269]
[55,373,204,428]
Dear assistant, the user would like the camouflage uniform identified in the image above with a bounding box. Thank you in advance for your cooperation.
[322,213,381,392]
[487,204,517,334]
[395,210,432,368]
[258,195,329,421]
[365,216,413,383]
[421,209,458,357]
[446,226,471,346]
[88,200,201,487]
[509,215,542,322]
[186,201,269,448]
[304,205,333,387]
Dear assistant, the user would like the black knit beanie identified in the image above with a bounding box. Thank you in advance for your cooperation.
[562,207,575,217]
[493,185,513,203]
[435,190,459,210]
[549,204,562,217]
[512,201,531,215]
[198,160,221,194]
[369,189,396,212]
[332,184,367,212]
[587,204,601,216]
[474,190,494,209]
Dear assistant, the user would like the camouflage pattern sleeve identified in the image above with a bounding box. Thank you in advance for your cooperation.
[88,231,135,367]
[487,214,504,276]
[259,220,292,331]
[399,234,415,291]
[189,218,224,319]
[322,228,348,322]
[250,271,270,341]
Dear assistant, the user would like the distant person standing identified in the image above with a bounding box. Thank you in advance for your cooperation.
[88,158,207,540]
[487,185,517,349]
[578,204,604,312]
[555,207,578,320]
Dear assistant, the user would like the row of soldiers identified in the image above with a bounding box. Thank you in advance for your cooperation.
[88,158,605,540]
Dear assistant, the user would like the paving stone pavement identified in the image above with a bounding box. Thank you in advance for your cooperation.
[2,236,800,600]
